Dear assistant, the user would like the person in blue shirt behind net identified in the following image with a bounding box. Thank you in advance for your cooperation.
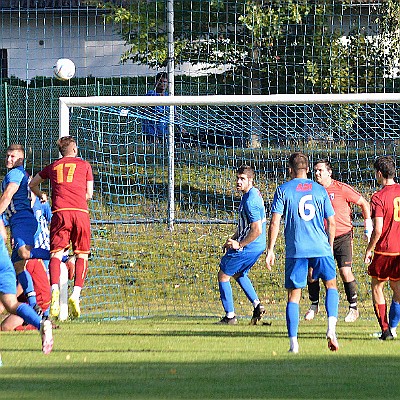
[217,165,267,325]
[141,72,187,143]
[266,152,339,354]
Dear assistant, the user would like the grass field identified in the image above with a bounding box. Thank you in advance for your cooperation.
[1,317,400,399]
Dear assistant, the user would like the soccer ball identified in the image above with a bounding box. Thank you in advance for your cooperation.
[53,58,76,81]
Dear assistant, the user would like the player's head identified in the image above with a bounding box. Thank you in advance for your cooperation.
[288,152,309,177]
[155,72,168,93]
[313,158,332,187]
[57,136,78,157]
[236,165,254,193]
[5,144,25,169]
[373,156,396,181]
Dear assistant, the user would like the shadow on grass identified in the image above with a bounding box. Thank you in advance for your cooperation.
[1,356,399,399]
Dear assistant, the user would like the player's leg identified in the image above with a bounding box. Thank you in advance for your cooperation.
[68,212,91,319]
[217,251,238,324]
[371,277,392,339]
[313,255,339,351]
[0,293,53,354]
[48,251,63,318]
[286,288,301,353]
[305,266,320,321]
[58,262,69,321]
[69,254,88,319]
[14,258,40,313]
[335,232,359,322]
[389,278,400,338]
[285,258,308,353]
[234,251,266,325]
[26,259,51,317]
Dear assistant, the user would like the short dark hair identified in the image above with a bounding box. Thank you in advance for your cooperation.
[373,156,396,179]
[237,165,254,179]
[313,158,332,172]
[156,72,168,83]
[288,152,308,172]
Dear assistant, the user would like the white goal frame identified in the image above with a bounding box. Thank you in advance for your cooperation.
[59,92,400,229]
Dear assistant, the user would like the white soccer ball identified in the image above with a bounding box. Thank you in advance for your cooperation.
[53,58,76,81]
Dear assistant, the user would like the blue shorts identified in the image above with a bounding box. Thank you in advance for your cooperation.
[10,216,40,263]
[0,239,17,295]
[285,256,336,289]
[219,249,264,277]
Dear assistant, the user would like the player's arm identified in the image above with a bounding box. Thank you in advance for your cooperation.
[86,180,94,200]
[0,182,19,215]
[29,173,48,203]
[364,216,383,264]
[225,220,262,250]
[265,213,281,270]
[356,195,373,241]
[0,218,7,243]
[326,214,336,250]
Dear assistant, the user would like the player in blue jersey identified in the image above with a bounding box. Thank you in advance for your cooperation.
[141,72,186,143]
[217,165,267,325]
[0,217,53,354]
[0,144,49,314]
[265,152,339,353]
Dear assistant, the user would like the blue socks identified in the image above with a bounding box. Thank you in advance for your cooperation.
[325,288,339,318]
[286,302,299,338]
[389,300,400,329]
[16,303,41,330]
[236,275,258,303]
[17,270,37,307]
[219,281,234,314]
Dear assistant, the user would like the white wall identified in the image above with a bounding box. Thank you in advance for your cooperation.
[0,12,154,80]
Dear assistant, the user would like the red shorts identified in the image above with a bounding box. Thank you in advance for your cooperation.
[18,259,51,311]
[50,210,91,254]
[368,253,400,281]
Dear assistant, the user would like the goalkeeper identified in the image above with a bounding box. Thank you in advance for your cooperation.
[304,159,372,323]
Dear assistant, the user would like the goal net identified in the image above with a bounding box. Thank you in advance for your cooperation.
[59,93,400,320]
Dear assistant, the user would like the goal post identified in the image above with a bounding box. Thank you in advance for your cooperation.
[58,93,400,320]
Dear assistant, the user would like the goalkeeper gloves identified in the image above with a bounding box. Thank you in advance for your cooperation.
[364,218,373,242]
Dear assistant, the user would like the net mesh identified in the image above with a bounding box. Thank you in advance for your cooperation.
[61,99,400,320]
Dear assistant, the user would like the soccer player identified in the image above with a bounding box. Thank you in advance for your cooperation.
[0,258,51,331]
[266,152,339,353]
[0,218,53,353]
[29,136,94,320]
[364,155,400,340]
[0,144,49,313]
[304,159,372,323]
[217,165,267,325]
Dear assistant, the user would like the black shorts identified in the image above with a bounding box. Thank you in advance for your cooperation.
[333,231,353,269]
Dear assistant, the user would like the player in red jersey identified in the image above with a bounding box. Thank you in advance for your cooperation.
[304,159,372,323]
[0,258,51,331]
[29,136,94,320]
[365,155,400,340]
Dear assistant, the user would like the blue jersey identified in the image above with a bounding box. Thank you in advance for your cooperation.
[237,187,266,253]
[271,178,334,258]
[2,166,34,224]
[142,90,169,137]
[32,197,51,251]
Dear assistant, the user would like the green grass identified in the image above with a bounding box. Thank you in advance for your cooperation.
[1,318,399,399]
